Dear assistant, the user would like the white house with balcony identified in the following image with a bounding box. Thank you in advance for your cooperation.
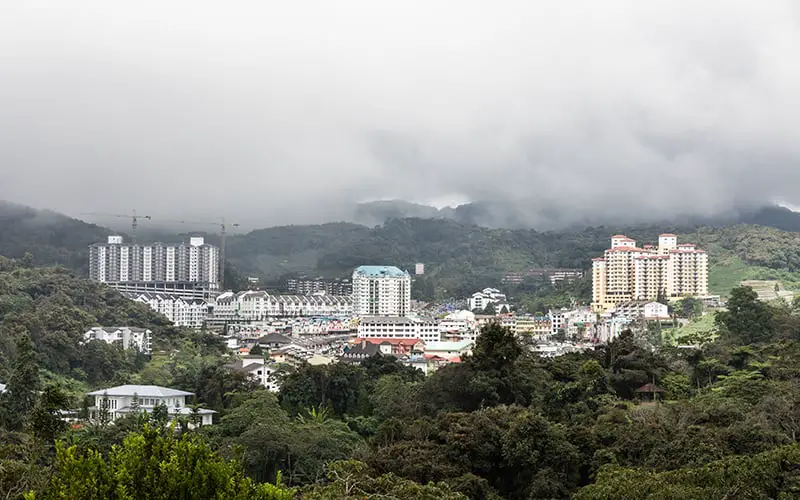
[87,385,215,426]
[224,355,281,392]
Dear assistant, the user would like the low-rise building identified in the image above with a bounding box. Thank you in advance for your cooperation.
[515,316,552,339]
[225,355,280,392]
[125,292,209,329]
[468,288,508,312]
[213,290,353,319]
[83,326,152,355]
[86,385,215,426]
[423,340,473,360]
[357,316,440,343]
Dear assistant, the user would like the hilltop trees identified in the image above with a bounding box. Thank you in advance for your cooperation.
[716,286,776,345]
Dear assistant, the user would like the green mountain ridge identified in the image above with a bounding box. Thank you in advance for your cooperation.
[4,201,800,298]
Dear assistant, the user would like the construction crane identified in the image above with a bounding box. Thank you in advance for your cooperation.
[79,210,151,244]
[161,218,240,289]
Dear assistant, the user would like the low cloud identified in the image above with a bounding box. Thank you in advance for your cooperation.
[1,1,799,229]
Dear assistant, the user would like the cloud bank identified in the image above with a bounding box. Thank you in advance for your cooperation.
[1,0,799,228]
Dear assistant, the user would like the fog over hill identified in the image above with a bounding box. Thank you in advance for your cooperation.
[2,2,800,228]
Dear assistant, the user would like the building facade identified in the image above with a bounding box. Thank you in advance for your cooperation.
[591,234,708,312]
[213,291,353,320]
[286,277,353,296]
[89,236,219,299]
[468,288,508,312]
[83,326,152,355]
[86,385,215,426]
[125,292,209,329]
[351,266,411,317]
[357,316,440,343]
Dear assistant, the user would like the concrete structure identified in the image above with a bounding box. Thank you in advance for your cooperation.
[125,292,209,329]
[423,340,473,360]
[225,355,280,392]
[286,277,352,296]
[89,236,219,299]
[213,290,352,320]
[86,385,215,425]
[439,310,479,341]
[468,288,508,312]
[592,234,708,312]
[0,383,5,393]
[515,316,552,339]
[415,263,425,275]
[83,327,152,355]
[503,268,584,285]
[357,316,440,343]
[352,266,411,317]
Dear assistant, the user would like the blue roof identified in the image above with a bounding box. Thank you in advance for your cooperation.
[353,266,408,278]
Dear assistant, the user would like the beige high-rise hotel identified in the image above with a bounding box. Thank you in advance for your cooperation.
[591,234,708,312]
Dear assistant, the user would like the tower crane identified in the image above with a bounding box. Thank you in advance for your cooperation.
[79,210,151,244]
[161,218,240,289]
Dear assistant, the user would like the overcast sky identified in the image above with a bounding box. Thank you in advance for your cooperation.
[1,1,799,228]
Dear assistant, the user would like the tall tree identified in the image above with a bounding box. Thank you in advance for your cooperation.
[716,286,775,345]
[1,332,41,430]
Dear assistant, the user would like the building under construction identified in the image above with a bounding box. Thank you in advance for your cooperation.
[88,235,220,300]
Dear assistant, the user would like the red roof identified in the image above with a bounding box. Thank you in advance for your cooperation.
[592,257,606,261]
[659,233,676,237]
[611,234,627,238]
[607,247,645,252]
[678,243,696,247]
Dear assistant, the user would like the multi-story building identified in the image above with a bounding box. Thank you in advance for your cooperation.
[125,292,209,329]
[351,266,411,317]
[212,291,353,320]
[83,326,152,355]
[468,288,508,312]
[286,277,353,296]
[591,234,708,312]
[357,316,440,343]
[89,236,219,299]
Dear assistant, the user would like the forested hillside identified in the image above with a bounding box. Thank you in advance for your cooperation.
[0,201,113,274]
[5,200,800,299]
[5,285,800,497]
[228,218,800,299]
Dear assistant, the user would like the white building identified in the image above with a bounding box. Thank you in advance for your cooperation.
[548,309,567,335]
[468,288,508,312]
[89,236,219,300]
[357,316,440,343]
[83,327,152,355]
[0,383,5,393]
[352,266,411,317]
[86,385,215,426]
[438,310,479,341]
[423,340,473,360]
[225,355,280,392]
[213,291,352,320]
[415,263,425,275]
[612,301,670,321]
[125,292,209,329]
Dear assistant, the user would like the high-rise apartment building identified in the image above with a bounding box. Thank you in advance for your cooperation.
[591,234,708,312]
[89,236,219,299]
[352,265,411,317]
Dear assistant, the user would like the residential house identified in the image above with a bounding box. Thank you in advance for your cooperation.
[468,288,508,312]
[225,355,280,392]
[83,326,152,355]
[86,385,215,426]
[424,340,473,361]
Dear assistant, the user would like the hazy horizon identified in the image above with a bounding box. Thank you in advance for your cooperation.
[2,1,800,228]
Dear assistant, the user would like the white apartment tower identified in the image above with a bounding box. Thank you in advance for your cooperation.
[89,236,219,299]
[591,234,708,312]
[352,266,411,317]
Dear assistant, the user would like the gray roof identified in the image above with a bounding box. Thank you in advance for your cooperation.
[256,333,292,345]
[224,360,265,372]
[87,385,193,397]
